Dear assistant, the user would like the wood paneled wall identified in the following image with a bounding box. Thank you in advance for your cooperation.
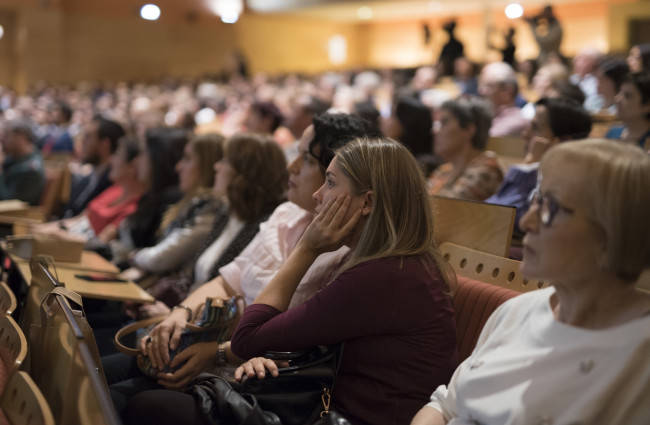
[0,0,646,92]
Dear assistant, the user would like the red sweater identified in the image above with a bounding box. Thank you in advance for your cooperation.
[86,185,140,235]
[231,256,458,425]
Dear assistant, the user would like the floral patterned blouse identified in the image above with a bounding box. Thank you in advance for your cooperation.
[428,151,505,201]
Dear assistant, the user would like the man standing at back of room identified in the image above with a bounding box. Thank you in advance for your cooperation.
[0,119,46,206]
[63,115,125,217]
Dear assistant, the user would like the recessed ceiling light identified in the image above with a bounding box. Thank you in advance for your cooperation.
[140,4,161,21]
[357,6,373,20]
[505,3,524,19]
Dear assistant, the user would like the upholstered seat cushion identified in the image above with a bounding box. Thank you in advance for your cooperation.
[452,275,520,363]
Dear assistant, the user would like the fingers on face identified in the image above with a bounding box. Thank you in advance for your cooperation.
[320,194,350,224]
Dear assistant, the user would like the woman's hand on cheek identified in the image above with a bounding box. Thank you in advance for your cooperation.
[301,194,362,255]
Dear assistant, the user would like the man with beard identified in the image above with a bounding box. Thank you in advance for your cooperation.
[63,115,124,217]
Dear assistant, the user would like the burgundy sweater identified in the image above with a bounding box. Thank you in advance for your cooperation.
[231,256,458,425]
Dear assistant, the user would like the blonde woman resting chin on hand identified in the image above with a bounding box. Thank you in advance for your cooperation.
[120,137,459,425]
[105,113,377,412]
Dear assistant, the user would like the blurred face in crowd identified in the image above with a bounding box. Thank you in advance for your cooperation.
[136,138,151,188]
[380,112,403,140]
[627,46,643,73]
[434,108,474,162]
[213,157,234,199]
[80,121,102,165]
[108,142,137,185]
[175,142,201,193]
[522,105,553,143]
[596,71,617,105]
[0,129,20,157]
[616,82,650,124]
[286,125,324,212]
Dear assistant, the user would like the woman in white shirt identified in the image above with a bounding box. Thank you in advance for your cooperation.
[412,139,650,425]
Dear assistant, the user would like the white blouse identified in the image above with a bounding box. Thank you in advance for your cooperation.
[427,287,650,425]
[218,202,348,308]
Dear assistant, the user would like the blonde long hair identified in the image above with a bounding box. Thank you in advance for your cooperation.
[335,137,454,289]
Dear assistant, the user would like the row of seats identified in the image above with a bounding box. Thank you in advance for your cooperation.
[0,256,120,425]
[0,188,564,425]
[0,273,52,425]
[0,246,537,425]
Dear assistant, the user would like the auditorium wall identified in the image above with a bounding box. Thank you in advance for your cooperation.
[0,0,646,92]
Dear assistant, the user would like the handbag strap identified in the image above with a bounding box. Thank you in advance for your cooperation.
[39,286,84,330]
[114,295,246,356]
[114,315,166,355]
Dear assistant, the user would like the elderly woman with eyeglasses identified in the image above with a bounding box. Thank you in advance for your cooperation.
[412,139,650,425]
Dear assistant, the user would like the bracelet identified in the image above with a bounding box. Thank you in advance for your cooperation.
[215,343,228,366]
[172,304,193,321]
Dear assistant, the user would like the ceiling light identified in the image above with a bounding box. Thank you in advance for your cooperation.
[140,4,161,21]
[428,1,443,13]
[505,3,524,19]
[0,25,4,40]
[357,6,373,20]
[210,0,243,24]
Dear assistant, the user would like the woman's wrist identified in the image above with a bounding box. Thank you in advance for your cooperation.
[171,304,193,321]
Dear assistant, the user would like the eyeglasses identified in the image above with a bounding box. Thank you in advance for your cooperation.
[530,189,574,226]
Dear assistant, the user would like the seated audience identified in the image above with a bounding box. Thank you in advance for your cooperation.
[606,71,650,150]
[283,94,331,161]
[33,137,143,243]
[122,133,225,281]
[411,139,650,425]
[137,132,288,314]
[569,46,603,112]
[122,137,459,425]
[106,113,376,407]
[0,119,45,205]
[485,97,592,236]
[479,62,529,137]
[64,115,125,217]
[285,95,331,142]
[381,95,439,174]
[243,101,283,135]
[627,43,650,73]
[109,128,187,265]
[595,59,629,115]
[38,99,75,156]
[521,62,570,119]
[428,97,504,201]
[454,56,479,96]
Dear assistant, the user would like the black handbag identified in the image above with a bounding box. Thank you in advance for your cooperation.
[189,344,344,425]
[311,411,351,425]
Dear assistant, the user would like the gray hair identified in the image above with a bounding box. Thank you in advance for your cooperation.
[441,97,494,150]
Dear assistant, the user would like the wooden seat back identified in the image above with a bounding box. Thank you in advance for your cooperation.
[28,291,119,425]
[432,196,516,257]
[0,315,27,394]
[0,282,16,316]
[0,371,55,425]
[486,136,527,158]
[441,242,548,292]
